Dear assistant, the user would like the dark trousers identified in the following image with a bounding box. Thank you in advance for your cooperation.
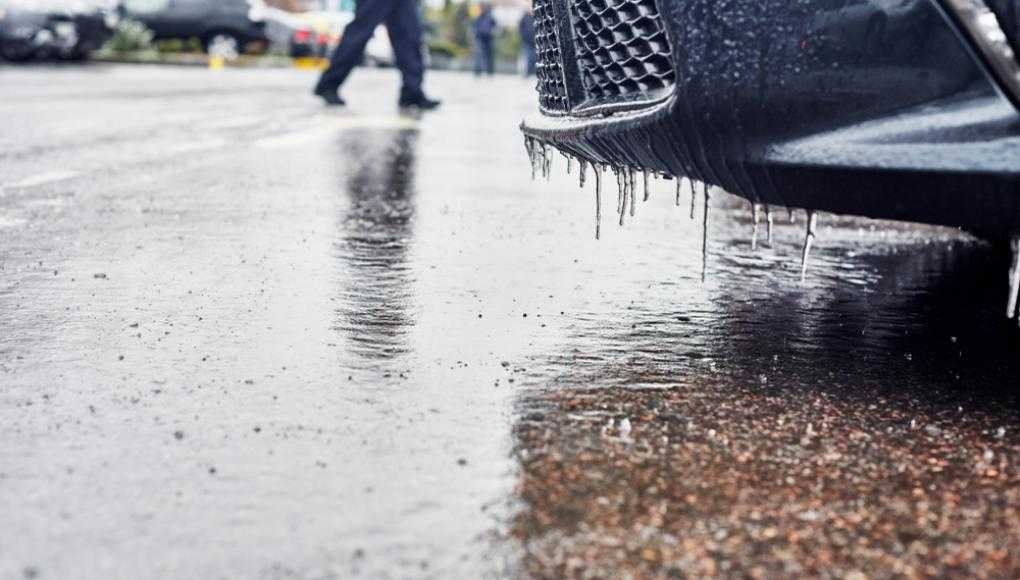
[317,0,424,95]
[473,37,494,76]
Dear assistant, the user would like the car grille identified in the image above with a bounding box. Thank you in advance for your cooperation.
[568,0,675,105]
[534,0,570,112]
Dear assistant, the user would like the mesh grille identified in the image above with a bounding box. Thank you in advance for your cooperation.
[569,0,675,104]
[534,0,569,111]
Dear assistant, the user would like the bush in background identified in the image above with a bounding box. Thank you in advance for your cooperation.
[101,20,156,55]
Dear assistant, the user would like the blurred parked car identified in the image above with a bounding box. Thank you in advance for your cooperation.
[0,0,118,62]
[119,0,267,57]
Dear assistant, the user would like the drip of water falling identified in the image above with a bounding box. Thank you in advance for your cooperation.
[765,205,775,247]
[702,187,711,283]
[642,170,651,202]
[1008,236,1020,318]
[800,211,819,283]
[751,203,761,250]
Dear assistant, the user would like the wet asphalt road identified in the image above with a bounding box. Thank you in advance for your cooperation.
[1,64,1018,579]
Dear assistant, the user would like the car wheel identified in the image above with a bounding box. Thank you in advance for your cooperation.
[204,32,241,59]
[58,45,91,62]
[0,40,36,62]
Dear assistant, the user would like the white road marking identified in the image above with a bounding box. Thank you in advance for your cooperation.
[8,171,80,189]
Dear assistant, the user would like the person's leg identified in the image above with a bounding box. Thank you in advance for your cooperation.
[473,39,484,76]
[384,0,425,97]
[486,39,495,75]
[316,0,397,93]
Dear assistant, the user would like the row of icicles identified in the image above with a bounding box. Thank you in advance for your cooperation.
[524,135,819,283]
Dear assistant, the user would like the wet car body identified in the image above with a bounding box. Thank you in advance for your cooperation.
[0,0,117,61]
[520,0,1020,238]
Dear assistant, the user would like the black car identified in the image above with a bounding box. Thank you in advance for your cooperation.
[0,0,118,61]
[520,0,1020,313]
[120,0,267,56]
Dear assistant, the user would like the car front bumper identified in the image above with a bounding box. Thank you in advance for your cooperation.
[520,0,1020,237]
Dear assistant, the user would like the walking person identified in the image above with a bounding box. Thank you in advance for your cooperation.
[314,0,440,110]
[473,2,496,76]
[519,8,536,77]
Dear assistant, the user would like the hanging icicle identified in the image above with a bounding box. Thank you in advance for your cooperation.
[594,165,603,240]
[751,203,761,250]
[1008,236,1020,318]
[690,180,698,220]
[800,211,819,283]
[701,186,711,283]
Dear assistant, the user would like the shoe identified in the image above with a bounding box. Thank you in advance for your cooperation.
[398,89,441,111]
[314,84,346,107]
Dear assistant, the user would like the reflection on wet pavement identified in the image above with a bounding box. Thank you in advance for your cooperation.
[510,240,1020,577]
[335,129,419,368]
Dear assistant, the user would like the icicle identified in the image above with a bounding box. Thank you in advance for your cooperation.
[526,138,537,180]
[751,203,761,250]
[615,169,624,217]
[579,159,588,189]
[566,154,573,176]
[543,144,552,180]
[624,172,632,219]
[788,207,796,223]
[619,169,628,226]
[1008,236,1020,318]
[689,180,698,220]
[701,187,711,283]
[537,143,546,180]
[765,205,775,247]
[594,165,603,240]
[675,179,682,207]
[642,170,651,202]
[800,211,818,283]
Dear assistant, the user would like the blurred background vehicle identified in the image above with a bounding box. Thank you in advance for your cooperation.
[0,0,118,62]
[119,0,268,58]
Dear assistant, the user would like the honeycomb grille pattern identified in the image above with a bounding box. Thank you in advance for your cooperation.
[530,0,571,110]
[569,0,675,103]
[534,0,569,111]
